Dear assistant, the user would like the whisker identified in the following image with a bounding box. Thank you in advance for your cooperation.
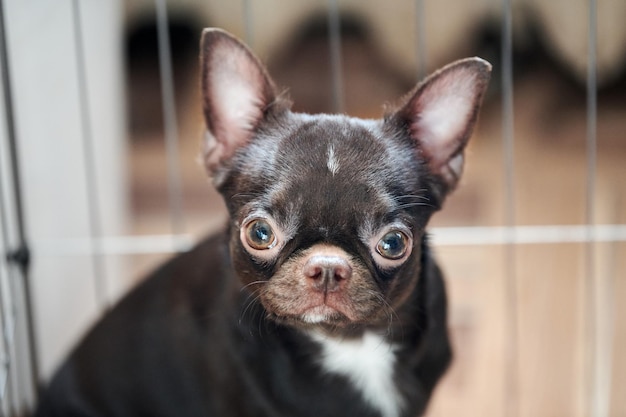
[396,202,435,210]
[231,191,265,201]
[391,192,434,211]
[240,280,266,292]
[368,290,400,339]
[392,193,430,202]
[239,291,263,326]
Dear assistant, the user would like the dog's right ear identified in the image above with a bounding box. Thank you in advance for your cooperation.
[200,28,277,173]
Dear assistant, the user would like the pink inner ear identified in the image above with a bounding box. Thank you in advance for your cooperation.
[410,66,483,172]
[201,30,275,172]
[209,48,267,146]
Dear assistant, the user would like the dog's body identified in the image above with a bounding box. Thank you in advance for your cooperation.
[35,29,490,417]
[36,232,448,417]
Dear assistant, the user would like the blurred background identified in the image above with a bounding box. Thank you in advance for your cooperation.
[0,0,624,416]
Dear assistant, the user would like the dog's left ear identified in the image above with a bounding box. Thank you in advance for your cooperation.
[390,58,491,198]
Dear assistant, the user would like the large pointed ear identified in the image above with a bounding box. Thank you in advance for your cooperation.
[200,28,278,173]
[392,57,491,197]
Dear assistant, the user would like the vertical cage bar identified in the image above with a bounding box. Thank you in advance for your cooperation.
[327,0,344,114]
[414,0,427,80]
[155,0,186,238]
[585,0,597,413]
[71,0,108,309]
[242,0,254,48]
[501,0,516,245]
[0,148,17,414]
[585,0,597,235]
[501,0,519,416]
[585,1,607,416]
[0,0,39,399]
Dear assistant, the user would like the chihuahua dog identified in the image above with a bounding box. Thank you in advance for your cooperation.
[35,28,490,417]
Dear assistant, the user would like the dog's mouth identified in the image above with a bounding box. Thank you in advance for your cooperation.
[273,295,356,326]
[263,304,350,327]
[257,268,385,328]
[263,302,357,328]
[300,305,344,324]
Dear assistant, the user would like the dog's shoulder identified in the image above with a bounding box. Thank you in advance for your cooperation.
[95,230,233,330]
[35,231,235,416]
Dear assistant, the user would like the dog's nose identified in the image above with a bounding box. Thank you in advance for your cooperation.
[303,255,352,292]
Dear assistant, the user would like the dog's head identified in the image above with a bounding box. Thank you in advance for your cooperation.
[200,29,490,332]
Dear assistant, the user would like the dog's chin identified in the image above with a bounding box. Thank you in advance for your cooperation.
[300,305,345,324]
[263,302,391,333]
[265,305,350,328]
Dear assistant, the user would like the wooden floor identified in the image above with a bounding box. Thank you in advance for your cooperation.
[127,32,626,417]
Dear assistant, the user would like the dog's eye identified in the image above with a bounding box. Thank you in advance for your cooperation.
[244,219,276,250]
[376,231,409,260]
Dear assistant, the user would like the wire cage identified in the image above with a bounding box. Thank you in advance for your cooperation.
[0,0,624,416]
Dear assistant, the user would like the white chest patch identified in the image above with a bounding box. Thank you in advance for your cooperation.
[309,331,404,417]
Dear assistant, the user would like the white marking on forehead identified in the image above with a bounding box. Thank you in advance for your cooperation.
[327,145,340,176]
[308,331,404,417]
